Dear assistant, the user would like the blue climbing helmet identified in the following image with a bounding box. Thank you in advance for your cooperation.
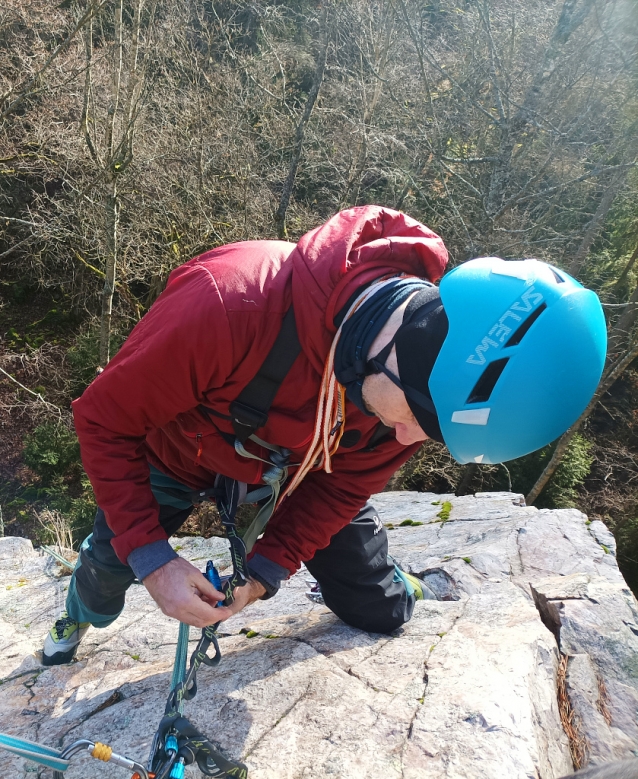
[429,257,607,464]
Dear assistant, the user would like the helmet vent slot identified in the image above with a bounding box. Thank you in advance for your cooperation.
[504,302,547,348]
[549,267,565,283]
[467,358,509,404]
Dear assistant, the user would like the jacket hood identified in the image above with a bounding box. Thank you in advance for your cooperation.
[291,206,448,373]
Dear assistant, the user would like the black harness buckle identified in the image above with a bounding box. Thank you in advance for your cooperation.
[229,401,269,437]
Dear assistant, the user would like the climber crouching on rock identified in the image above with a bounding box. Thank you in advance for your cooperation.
[43,205,607,665]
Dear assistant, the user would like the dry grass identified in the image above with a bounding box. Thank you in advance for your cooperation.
[36,508,77,573]
[558,654,589,770]
[597,675,613,726]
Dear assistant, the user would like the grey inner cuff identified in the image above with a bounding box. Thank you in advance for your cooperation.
[127,539,178,581]
[248,553,289,599]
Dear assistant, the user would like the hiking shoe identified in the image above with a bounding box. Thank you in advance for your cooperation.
[389,557,439,601]
[42,612,90,666]
[400,570,438,601]
[305,577,325,605]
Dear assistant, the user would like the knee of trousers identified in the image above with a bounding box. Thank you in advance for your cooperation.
[310,503,388,569]
[74,543,136,617]
[326,589,415,634]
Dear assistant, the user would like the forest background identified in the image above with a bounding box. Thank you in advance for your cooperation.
[2,0,638,589]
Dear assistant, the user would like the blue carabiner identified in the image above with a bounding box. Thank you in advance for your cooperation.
[205,561,223,606]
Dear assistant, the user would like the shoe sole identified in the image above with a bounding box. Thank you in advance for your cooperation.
[41,645,78,666]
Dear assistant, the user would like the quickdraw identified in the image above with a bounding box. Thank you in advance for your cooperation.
[146,569,248,778]
[146,479,251,779]
[0,733,151,778]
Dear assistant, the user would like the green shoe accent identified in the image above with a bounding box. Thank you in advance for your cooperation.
[392,564,439,601]
[42,611,90,666]
[402,571,426,600]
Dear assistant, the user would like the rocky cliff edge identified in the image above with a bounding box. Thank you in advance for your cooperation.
[1,491,637,778]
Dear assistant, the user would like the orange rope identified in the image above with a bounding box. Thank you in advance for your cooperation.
[277,276,404,506]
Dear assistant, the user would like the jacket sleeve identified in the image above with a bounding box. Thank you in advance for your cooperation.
[250,435,421,577]
[72,265,233,565]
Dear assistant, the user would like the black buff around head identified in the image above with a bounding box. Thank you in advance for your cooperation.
[395,287,449,443]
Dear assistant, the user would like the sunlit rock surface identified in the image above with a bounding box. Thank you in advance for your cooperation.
[1,492,636,778]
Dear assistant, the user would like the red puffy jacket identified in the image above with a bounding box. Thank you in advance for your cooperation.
[72,206,448,575]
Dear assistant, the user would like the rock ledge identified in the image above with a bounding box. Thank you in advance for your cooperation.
[1,491,637,778]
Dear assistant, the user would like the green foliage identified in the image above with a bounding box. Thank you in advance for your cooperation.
[608,515,638,596]
[66,327,126,395]
[507,434,594,509]
[578,249,630,300]
[8,281,35,304]
[23,423,80,486]
[436,501,452,523]
[22,423,96,546]
[605,181,638,261]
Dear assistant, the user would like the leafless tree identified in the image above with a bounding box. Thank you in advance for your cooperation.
[80,0,157,363]
[274,4,330,239]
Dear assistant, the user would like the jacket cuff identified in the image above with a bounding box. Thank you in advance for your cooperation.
[248,553,289,599]
[127,540,178,581]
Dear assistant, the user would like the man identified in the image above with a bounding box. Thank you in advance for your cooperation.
[43,206,607,665]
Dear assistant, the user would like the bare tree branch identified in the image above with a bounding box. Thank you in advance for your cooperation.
[0,0,110,122]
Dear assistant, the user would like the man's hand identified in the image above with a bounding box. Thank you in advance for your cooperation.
[213,577,266,623]
[143,556,266,627]
[143,557,223,627]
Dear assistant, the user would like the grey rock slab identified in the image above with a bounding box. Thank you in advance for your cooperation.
[370,491,527,524]
[0,535,35,560]
[241,600,464,697]
[588,520,617,557]
[517,509,624,583]
[169,535,232,569]
[229,637,419,779]
[1,492,638,778]
[0,615,42,678]
[530,574,638,762]
[374,492,535,598]
[403,581,573,779]
[566,654,636,765]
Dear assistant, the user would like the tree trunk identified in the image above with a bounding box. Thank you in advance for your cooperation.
[612,240,638,297]
[455,463,479,497]
[567,174,624,277]
[487,0,595,218]
[274,6,329,240]
[607,282,638,362]
[100,179,119,365]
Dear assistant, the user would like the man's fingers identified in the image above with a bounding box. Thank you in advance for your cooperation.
[194,573,225,604]
[212,605,234,621]
[144,559,263,627]
[170,599,219,628]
